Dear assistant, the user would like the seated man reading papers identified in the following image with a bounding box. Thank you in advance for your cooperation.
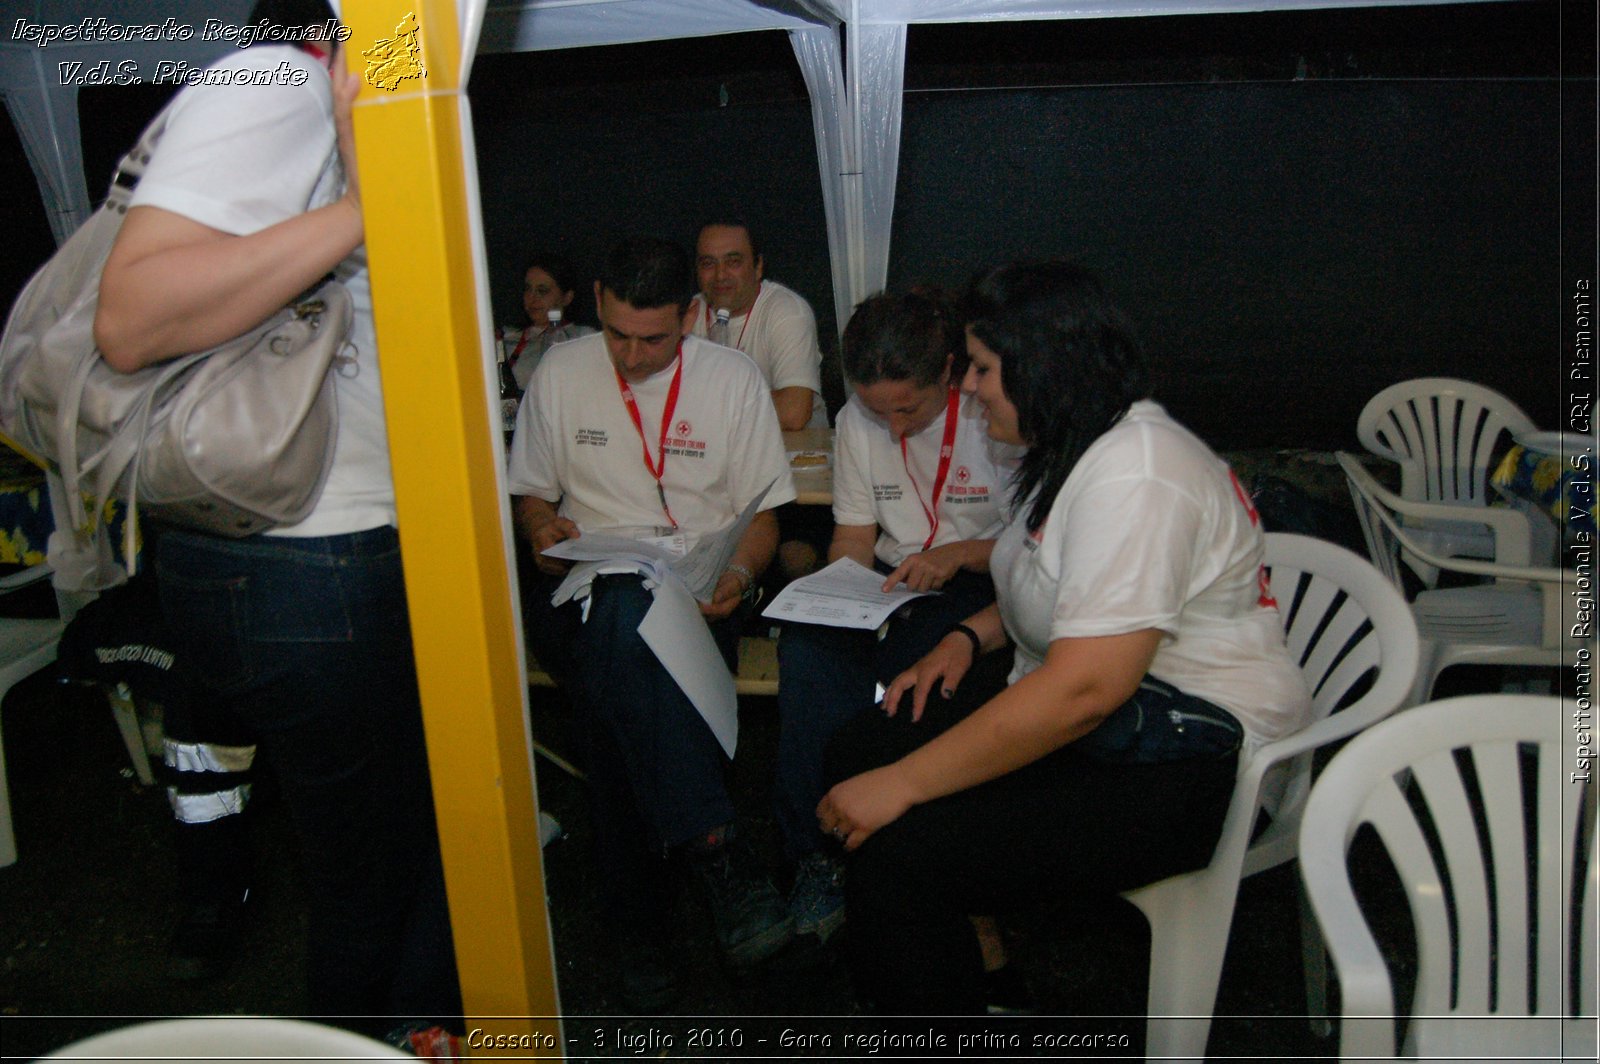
[508,237,797,1011]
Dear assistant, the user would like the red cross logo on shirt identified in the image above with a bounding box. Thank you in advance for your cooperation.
[674,419,692,437]
[955,466,971,484]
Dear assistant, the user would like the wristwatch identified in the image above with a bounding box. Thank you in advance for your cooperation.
[727,563,757,601]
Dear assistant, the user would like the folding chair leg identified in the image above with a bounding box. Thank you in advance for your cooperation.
[107,683,155,787]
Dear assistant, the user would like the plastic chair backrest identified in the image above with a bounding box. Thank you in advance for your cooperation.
[1339,450,1563,587]
[1252,532,1422,837]
[1298,695,1596,1062]
[1357,377,1536,509]
[44,1017,416,1059]
[1337,455,1411,594]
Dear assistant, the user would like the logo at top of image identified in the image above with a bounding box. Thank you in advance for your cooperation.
[362,11,424,91]
[675,420,693,437]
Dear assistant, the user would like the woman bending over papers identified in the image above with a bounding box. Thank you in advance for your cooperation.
[775,290,1019,945]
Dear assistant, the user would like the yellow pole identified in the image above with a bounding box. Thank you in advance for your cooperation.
[342,1,559,1049]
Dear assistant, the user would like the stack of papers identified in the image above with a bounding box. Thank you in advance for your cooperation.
[762,557,934,629]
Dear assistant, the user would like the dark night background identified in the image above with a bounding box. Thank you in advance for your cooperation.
[4,0,1593,449]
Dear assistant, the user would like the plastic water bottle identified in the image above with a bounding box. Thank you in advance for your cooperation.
[710,307,731,347]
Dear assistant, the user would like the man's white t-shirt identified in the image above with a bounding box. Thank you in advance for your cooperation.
[130,45,396,537]
[832,391,1020,567]
[989,401,1310,745]
[688,281,827,428]
[508,333,796,549]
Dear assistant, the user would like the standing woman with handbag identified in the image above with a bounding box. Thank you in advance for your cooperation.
[93,0,461,1028]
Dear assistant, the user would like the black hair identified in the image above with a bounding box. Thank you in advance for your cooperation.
[245,0,339,42]
[597,237,694,312]
[523,251,581,297]
[841,288,964,389]
[964,260,1149,533]
[696,215,763,263]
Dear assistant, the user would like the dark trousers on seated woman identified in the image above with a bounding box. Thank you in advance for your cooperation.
[825,684,1240,1015]
[775,568,1004,863]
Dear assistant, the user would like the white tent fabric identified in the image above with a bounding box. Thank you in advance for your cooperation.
[2,0,1489,332]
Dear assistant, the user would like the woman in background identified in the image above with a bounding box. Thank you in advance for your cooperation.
[500,250,594,390]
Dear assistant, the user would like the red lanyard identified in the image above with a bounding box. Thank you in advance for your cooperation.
[614,344,685,529]
[507,319,563,368]
[507,328,532,367]
[900,384,961,551]
[702,283,762,349]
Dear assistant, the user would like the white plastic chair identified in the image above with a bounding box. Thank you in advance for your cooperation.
[44,1016,415,1059]
[1356,377,1540,578]
[1125,531,1421,1062]
[1339,452,1575,708]
[1298,694,1596,1063]
[0,563,154,867]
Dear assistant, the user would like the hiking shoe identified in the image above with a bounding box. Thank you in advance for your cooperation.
[685,835,794,966]
[788,851,845,943]
[166,891,249,982]
[617,929,679,1013]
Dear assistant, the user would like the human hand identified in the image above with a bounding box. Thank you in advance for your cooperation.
[882,632,974,722]
[698,571,746,620]
[816,762,919,851]
[531,517,579,575]
[882,543,965,592]
[331,46,362,216]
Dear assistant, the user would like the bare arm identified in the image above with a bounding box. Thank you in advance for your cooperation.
[93,53,364,371]
[827,522,879,568]
[882,537,997,592]
[771,386,817,432]
[819,628,1163,849]
[880,601,1009,720]
[514,495,577,576]
[701,508,780,620]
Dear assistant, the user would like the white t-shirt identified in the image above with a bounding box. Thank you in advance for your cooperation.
[507,332,796,549]
[130,46,394,537]
[687,280,827,428]
[500,322,596,391]
[832,391,1020,567]
[989,401,1310,745]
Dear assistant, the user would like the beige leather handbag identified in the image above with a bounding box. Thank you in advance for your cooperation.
[0,101,349,590]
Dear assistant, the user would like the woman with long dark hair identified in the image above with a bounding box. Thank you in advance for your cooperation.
[817,261,1310,1013]
[499,250,594,390]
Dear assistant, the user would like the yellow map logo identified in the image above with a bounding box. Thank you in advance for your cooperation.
[362,11,424,91]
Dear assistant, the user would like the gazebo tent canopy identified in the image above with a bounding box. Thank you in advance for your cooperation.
[1,0,1492,338]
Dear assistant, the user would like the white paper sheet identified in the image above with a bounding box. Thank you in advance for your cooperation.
[761,556,935,629]
[543,479,775,603]
[539,479,777,756]
[636,574,739,757]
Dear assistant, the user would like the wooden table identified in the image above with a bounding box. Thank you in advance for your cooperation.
[783,427,833,506]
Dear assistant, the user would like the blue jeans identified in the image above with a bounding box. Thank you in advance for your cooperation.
[523,572,745,922]
[775,568,1007,861]
[155,526,460,1027]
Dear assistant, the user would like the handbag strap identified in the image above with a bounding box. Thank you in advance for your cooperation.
[57,343,198,542]
[104,101,178,211]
